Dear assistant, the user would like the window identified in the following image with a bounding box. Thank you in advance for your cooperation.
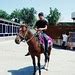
[13,26,16,33]
[5,26,8,33]
[3,25,5,33]
[16,27,19,33]
[8,26,12,33]
[0,24,2,33]
[14,27,16,33]
[13,27,15,33]
[9,26,12,33]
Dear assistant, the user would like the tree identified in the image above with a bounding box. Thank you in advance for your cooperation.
[20,7,36,27]
[46,7,61,25]
[10,9,21,23]
[0,10,9,19]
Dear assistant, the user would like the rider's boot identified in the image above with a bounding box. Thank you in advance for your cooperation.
[25,52,30,56]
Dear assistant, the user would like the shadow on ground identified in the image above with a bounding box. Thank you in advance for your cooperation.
[8,66,34,75]
[53,44,62,49]
[8,66,46,75]
[53,44,75,51]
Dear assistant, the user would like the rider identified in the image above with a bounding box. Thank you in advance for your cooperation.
[25,12,49,56]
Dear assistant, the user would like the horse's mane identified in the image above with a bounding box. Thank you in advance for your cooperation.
[20,24,28,28]
[27,29,40,44]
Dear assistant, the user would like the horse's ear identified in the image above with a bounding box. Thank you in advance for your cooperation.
[25,24,28,29]
[20,24,27,28]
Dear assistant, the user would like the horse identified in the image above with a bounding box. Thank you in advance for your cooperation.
[15,24,53,75]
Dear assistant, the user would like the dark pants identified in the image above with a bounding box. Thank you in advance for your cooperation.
[62,41,66,49]
[42,32,48,52]
[44,37,48,52]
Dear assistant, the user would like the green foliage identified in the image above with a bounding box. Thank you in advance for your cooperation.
[20,7,36,27]
[10,9,21,19]
[46,7,61,25]
[0,10,9,19]
[0,8,37,27]
[0,7,61,27]
[9,9,21,23]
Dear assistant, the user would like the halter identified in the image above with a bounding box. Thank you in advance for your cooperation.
[26,35,34,43]
[18,29,34,43]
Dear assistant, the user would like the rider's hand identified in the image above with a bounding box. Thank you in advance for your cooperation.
[35,28,42,34]
[35,28,37,31]
[38,28,42,31]
[35,28,40,31]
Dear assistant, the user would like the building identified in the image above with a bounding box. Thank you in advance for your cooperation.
[46,22,75,46]
[71,12,75,22]
[0,18,20,37]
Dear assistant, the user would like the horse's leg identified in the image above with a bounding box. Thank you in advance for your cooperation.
[37,55,41,75]
[43,37,49,70]
[46,46,52,70]
[31,55,36,75]
[48,46,51,62]
[44,51,48,70]
[44,46,52,71]
[44,51,48,64]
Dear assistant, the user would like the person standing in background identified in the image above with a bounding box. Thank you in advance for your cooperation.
[62,33,68,49]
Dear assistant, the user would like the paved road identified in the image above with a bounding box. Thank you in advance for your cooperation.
[0,40,75,75]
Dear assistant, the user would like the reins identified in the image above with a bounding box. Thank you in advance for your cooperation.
[26,35,34,43]
[21,29,34,43]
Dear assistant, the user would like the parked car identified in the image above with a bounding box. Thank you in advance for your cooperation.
[67,32,75,49]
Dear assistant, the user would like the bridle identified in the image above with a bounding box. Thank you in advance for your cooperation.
[18,29,34,43]
[26,35,34,43]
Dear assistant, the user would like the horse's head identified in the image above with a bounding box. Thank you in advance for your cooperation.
[15,24,28,44]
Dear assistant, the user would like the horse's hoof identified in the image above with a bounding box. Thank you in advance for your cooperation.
[42,66,45,69]
[33,72,36,75]
[45,68,48,71]
[44,66,49,71]
[41,65,45,69]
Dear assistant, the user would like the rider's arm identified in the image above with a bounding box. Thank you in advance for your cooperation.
[39,25,47,31]
[35,25,47,31]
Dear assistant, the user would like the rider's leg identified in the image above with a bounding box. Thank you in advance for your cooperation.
[42,33,49,63]
[44,37,48,52]
[43,33,50,70]
[42,33,48,52]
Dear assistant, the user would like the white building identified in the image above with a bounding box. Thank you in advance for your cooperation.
[0,18,20,37]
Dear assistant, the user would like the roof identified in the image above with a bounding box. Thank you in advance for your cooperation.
[58,21,75,24]
[57,21,75,26]
[0,18,20,25]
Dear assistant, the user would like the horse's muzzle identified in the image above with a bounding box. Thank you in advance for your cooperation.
[15,39,20,44]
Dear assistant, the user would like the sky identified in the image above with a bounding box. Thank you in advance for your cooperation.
[0,0,75,22]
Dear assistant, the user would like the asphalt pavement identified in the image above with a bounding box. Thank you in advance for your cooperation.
[0,39,75,75]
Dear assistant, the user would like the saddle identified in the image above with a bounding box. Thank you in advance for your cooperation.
[34,32,53,49]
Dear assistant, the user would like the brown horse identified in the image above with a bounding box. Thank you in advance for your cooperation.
[15,24,52,75]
